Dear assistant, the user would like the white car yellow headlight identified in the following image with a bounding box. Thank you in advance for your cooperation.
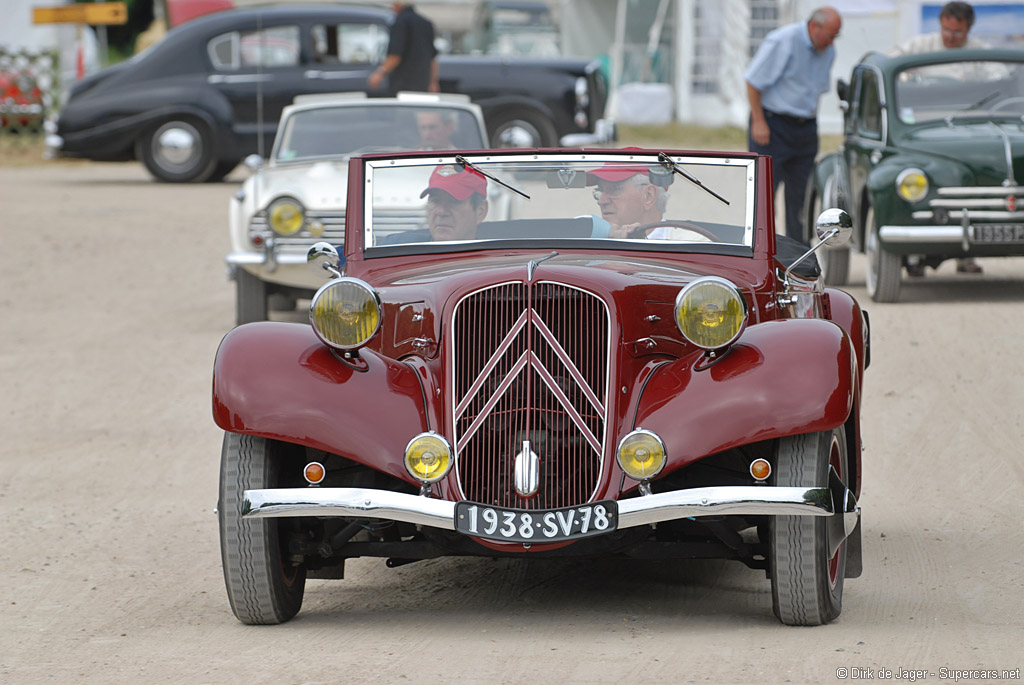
[616,429,666,480]
[896,168,928,202]
[674,277,748,350]
[309,277,381,350]
[404,432,453,483]
[268,197,305,236]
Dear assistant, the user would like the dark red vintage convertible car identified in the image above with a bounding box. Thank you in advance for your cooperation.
[213,147,868,625]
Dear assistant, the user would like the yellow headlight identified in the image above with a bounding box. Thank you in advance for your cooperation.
[268,198,304,236]
[309,278,381,350]
[617,429,666,480]
[674,277,748,350]
[896,168,928,202]
[404,432,453,483]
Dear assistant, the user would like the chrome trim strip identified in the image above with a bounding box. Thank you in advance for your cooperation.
[243,487,456,528]
[938,186,1024,196]
[225,252,312,266]
[241,483,856,529]
[879,225,963,242]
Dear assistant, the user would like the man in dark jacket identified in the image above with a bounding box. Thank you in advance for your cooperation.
[368,3,440,94]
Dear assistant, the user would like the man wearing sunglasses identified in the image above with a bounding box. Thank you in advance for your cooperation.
[587,164,669,239]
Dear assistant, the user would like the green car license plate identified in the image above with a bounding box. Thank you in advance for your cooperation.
[973,224,1024,244]
[455,500,617,543]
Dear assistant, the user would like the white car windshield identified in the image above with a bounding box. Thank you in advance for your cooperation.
[274,105,487,162]
[363,154,756,252]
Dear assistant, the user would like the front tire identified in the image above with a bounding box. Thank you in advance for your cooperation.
[488,108,557,148]
[808,184,850,286]
[770,427,848,626]
[218,433,306,625]
[235,269,268,326]
[139,118,218,183]
[864,204,902,302]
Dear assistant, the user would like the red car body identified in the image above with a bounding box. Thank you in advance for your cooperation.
[213,148,868,626]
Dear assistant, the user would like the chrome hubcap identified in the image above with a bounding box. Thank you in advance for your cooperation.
[155,123,199,167]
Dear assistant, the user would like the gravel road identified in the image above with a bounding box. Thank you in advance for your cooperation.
[2,161,1023,684]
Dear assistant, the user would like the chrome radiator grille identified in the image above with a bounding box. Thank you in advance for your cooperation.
[451,281,610,510]
[248,210,346,247]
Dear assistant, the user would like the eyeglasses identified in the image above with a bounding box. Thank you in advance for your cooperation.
[941,29,967,38]
[592,181,649,201]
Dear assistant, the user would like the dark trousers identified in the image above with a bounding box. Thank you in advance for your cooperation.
[748,111,819,244]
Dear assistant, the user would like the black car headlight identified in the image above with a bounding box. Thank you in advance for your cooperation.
[896,168,928,202]
[674,277,748,350]
[309,277,381,350]
[268,197,305,236]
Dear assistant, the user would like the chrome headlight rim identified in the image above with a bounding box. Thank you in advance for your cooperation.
[674,276,749,351]
[896,167,929,203]
[308,276,382,351]
[403,431,454,484]
[616,428,667,481]
[267,196,306,236]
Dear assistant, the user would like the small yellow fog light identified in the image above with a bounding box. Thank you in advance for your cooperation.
[309,277,381,350]
[674,277,748,350]
[749,458,771,482]
[616,429,666,481]
[896,168,928,203]
[404,432,453,484]
[268,198,305,235]
[304,461,326,485]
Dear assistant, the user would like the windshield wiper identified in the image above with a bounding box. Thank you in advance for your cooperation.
[962,90,1002,111]
[455,155,530,199]
[657,152,729,205]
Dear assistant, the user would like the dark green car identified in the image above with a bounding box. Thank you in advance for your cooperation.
[809,48,1024,302]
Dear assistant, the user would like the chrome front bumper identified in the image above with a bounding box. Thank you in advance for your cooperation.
[243,469,859,549]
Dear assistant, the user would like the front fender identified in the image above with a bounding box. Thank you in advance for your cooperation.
[212,322,429,483]
[633,319,855,473]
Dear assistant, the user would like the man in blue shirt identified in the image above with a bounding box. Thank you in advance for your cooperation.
[746,6,841,244]
[368,3,440,95]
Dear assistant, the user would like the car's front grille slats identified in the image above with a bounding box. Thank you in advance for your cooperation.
[452,281,610,510]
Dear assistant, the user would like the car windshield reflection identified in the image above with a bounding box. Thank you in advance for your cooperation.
[363,155,755,251]
[895,59,1024,123]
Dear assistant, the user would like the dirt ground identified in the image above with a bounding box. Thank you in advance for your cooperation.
[2,161,1023,684]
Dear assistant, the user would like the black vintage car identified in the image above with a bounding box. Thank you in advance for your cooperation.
[47,4,611,182]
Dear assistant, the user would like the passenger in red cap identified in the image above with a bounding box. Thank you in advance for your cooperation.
[587,162,668,238]
[420,164,488,241]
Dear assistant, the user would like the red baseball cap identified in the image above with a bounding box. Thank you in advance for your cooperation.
[420,164,487,200]
[586,163,651,183]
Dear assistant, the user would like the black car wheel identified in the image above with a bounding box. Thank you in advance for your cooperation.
[769,426,848,626]
[139,118,218,183]
[235,269,268,326]
[808,184,850,286]
[863,204,902,302]
[488,109,557,148]
[218,432,306,625]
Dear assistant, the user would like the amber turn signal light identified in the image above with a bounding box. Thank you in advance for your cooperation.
[749,458,771,482]
[304,461,326,485]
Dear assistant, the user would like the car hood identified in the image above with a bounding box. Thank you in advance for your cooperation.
[253,160,349,211]
[901,122,1024,182]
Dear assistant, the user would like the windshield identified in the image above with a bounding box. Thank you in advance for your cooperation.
[895,59,1024,123]
[274,105,486,162]
[362,154,755,252]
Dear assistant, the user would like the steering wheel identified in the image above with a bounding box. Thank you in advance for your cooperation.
[990,96,1024,113]
[627,220,719,241]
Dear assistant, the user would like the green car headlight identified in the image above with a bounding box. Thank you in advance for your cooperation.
[616,429,666,480]
[309,277,381,350]
[896,168,928,202]
[404,432,453,483]
[674,277,748,350]
[268,198,305,236]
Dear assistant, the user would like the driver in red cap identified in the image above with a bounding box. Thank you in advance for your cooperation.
[587,163,669,238]
[420,164,489,241]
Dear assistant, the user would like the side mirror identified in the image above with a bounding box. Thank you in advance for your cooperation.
[244,154,264,173]
[815,207,853,247]
[836,79,849,102]
[307,241,342,279]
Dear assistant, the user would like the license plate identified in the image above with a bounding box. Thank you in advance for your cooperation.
[455,500,617,543]
[972,224,1024,244]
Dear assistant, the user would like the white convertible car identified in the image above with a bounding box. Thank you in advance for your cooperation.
[226,92,489,324]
